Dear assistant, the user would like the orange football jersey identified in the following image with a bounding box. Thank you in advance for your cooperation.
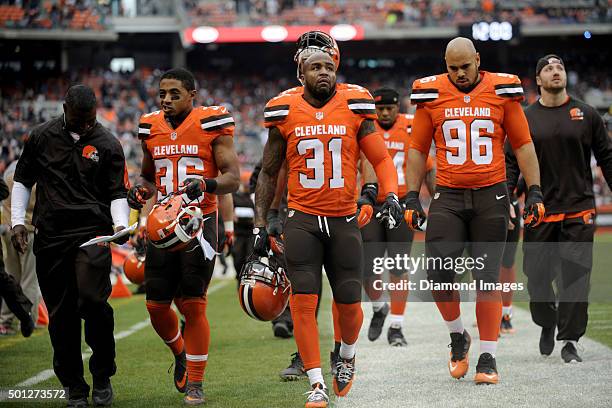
[374,114,434,202]
[264,84,377,217]
[138,106,235,214]
[409,71,531,189]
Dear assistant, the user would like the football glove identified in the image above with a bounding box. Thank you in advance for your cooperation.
[523,185,545,228]
[266,209,283,237]
[356,183,378,228]
[403,190,426,231]
[376,192,403,230]
[127,185,148,210]
[183,178,205,201]
[508,193,520,230]
[252,227,270,257]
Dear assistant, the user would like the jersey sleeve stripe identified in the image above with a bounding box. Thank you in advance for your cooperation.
[264,104,290,113]
[410,88,439,103]
[263,110,289,123]
[137,123,151,138]
[348,103,376,111]
[347,98,374,105]
[494,86,524,97]
[201,117,235,131]
[138,122,152,129]
[200,113,232,124]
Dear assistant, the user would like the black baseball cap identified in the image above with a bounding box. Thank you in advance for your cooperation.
[536,54,564,76]
[372,88,399,105]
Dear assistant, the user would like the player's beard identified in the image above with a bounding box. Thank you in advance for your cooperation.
[542,79,566,94]
[310,80,336,102]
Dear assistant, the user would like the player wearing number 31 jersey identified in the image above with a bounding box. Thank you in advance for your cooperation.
[130,68,240,405]
[405,37,544,385]
[254,51,400,407]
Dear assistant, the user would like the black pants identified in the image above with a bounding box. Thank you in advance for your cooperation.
[35,239,115,399]
[284,209,363,304]
[0,268,33,325]
[523,217,594,341]
[232,233,254,280]
[425,183,509,285]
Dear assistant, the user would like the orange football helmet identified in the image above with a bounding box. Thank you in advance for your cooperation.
[238,243,290,321]
[124,252,145,284]
[146,193,203,252]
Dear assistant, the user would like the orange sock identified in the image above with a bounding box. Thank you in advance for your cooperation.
[500,266,515,308]
[476,291,502,341]
[290,294,320,370]
[432,290,461,322]
[177,297,209,383]
[390,274,408,316]
[335,302,363,345]
[331,300,341,344]
[146,300,184,355]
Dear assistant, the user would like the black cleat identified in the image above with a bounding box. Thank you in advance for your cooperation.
[333,356,356,397]
[273,321,293,338]
[66,397,89,408]
[500,314,515,334]
[368,303,389,341]
[92,379,113,406]
[387,326,407,347]
[474,353,499,384]
[448,330,471,379]
[279,352,306,381]
[20,315,35,338]
[172,351,188,392]
[539,326,555,356]
[561,342,582,363]
[184,381,205,405]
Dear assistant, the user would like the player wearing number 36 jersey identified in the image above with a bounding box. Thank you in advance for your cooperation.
[254,51,400,407]
[405,37,544,386]
[129,68,240,405]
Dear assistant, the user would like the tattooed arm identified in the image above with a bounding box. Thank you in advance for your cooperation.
[254,126,287,227]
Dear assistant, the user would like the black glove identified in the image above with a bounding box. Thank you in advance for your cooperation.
[523,185,545,228]
[358,183,378,208]
[252,226,269,257]
[376,192,403,229]
[403,190,427,231]
[113,226,130,245]
[127,185,147,210]
[266,209,283,237]
[184,178,206,201]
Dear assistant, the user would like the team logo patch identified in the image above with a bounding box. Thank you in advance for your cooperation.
[569,107,584,121]
[288,210,295,218]
[170,131,178,140]
[315,112,324,120]
[82,145,99,162]
[464,95,471,103]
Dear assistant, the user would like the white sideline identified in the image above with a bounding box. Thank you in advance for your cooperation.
[4,280,229,395]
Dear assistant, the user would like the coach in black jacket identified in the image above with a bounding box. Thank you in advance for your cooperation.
[507,55,612,363]
[10,85,129,407]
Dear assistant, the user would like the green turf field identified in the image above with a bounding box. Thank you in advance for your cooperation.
[0,281,335,407]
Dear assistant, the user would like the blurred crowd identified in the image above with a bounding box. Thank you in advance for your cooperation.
[185,0,612,28]
[1,0,610,30]
[1,65,611,200]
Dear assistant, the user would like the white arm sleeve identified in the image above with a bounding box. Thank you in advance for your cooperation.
[110,198,130,229]
[11,181,32,227]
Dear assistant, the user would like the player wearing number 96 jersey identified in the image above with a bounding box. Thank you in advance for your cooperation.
[405,37,543,386]
[130,68,240,405]
[254,51,399,406]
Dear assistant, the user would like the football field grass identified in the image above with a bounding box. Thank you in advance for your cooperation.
[1,234,611,407]
[0,280,335,407]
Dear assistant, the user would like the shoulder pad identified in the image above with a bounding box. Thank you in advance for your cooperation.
[343,85,376,116]
[490,72,524,101]
[199,105,235,133]
[264,91,296,127]
[137,110,162,139]
[410,75,442,104]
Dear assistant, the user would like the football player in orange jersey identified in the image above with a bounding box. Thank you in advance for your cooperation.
[254,51,402,407]
[127,68,240,405]
[361,87,436,347]
[405,37,544,385]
